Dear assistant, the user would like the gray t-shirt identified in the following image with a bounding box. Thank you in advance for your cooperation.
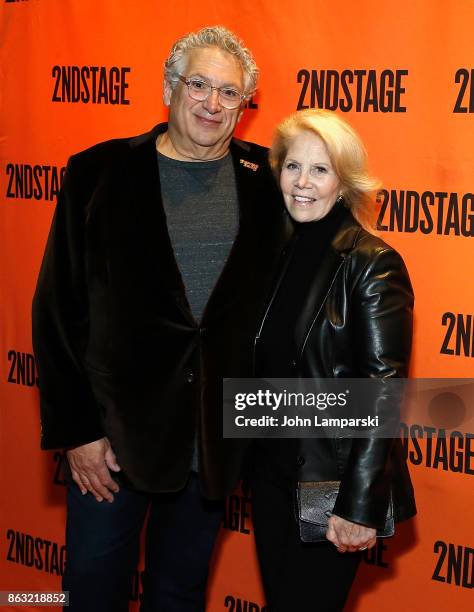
[157,150,239,471]
[157,151,239,322]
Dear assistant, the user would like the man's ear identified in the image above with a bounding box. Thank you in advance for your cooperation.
[237,90,255,122]
[163,79,172,106]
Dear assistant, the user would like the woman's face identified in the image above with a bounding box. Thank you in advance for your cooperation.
[280,131,341,223]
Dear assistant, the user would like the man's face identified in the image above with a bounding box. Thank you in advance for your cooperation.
[164,46,245,159]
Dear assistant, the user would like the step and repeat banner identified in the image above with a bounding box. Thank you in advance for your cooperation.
[1,1,473,610]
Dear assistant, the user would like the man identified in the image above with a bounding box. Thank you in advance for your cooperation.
[33,26,287,612]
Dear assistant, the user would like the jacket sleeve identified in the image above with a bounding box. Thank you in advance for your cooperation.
[32,155,105,449]
[332,244,414,528]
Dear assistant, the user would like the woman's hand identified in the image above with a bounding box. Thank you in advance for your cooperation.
[326,514,377,553]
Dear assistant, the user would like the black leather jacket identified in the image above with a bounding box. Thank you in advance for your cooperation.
[254,212,416,529]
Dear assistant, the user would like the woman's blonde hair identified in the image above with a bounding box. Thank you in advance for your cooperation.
[269,109,380,230]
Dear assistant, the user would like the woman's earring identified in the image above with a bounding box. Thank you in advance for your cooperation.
[335,194,344,204]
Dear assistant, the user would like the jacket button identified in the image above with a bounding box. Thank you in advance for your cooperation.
[296,456,305,467]
[290,360,297,369]
[186,371,195,383]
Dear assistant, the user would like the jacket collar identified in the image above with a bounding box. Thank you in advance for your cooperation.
[255,206,363,364]
[128,122,262,163]
[125,123,282,325]
[330,212,363,254]
[296,211,361,359]
[128,122,167,150]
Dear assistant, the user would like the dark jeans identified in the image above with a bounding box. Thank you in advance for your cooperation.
[251,465,361,612]
[63,472,224,612]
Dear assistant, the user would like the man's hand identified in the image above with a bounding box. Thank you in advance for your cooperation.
[326,514,377,553]
[66,437,121,502]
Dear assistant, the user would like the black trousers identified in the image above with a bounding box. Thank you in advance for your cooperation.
[63,472,223,612]
[251,469,361,612]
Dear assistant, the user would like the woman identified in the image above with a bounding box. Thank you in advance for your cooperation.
[251,109,416,611]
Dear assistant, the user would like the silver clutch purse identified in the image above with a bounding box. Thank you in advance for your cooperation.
[296,481,395,543]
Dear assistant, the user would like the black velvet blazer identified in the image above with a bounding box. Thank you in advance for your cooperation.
[254,212,417,528]
[32,123,289,498]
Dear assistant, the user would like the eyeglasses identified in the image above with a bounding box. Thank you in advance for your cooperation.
[177,75,247,110]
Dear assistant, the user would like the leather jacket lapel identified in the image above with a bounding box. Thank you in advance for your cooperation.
[255,212,362,366]
[295,248,345,360]
[297,215,362,359]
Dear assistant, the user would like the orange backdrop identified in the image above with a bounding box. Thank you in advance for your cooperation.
[1,1,473,610]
